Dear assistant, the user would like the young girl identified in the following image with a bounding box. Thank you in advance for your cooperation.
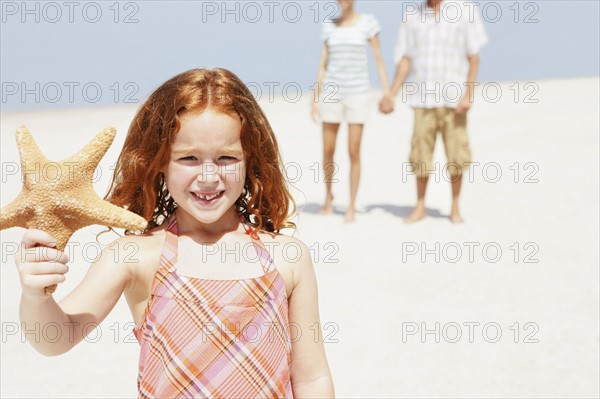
[16,68,335,398]
[312,0,390,222]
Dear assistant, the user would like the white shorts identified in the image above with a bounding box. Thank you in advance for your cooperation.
[319,92,373,124]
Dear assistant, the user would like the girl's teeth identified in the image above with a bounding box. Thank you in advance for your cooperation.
[197,192,221,200]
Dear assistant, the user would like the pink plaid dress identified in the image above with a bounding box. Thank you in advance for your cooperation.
[133,214,293,398]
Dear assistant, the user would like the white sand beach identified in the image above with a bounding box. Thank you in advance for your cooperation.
[1,78,598,398]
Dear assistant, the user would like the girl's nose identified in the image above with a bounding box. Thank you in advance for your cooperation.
[196,163,221,183]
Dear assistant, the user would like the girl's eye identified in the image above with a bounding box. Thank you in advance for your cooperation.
[180,156,197,161]
[219,156,237,161]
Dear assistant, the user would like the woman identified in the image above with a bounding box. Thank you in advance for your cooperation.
[312,0,391,222]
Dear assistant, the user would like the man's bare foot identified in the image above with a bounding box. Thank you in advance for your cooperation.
[404,207,426,223]
[319,193,334,215]
[450,202,464,223]
[450,213,464,223]
[344,209,356,223]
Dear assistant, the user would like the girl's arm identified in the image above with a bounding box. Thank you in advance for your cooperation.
[311,44,329,123]
[17,229,135,356]
[380,56,411,113]
[286,237,335,397]
[369,34,391,98]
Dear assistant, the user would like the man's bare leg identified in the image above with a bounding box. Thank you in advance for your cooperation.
[404,175,428,223]
[450,174,464,223]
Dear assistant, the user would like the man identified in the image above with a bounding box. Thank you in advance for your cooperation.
[381,0,488,223]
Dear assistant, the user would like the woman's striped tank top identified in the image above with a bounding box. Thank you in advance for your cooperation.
[133,213,293,398]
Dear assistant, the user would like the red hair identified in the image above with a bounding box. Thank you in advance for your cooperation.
[105,68,296,234]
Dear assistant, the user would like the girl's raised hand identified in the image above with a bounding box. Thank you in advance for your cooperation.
[15,229,69,302]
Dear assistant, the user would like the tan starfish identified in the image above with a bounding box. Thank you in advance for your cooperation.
[0,126,147,294]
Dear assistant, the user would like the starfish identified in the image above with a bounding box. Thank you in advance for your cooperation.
[0,126,147,294]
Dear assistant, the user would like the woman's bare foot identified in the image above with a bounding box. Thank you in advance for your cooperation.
[319,193,334,215]
[344,208,356,223]
[404,206,426,223]
[450,212,464,223]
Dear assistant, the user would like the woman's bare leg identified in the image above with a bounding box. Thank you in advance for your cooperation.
[320,122,340,214]
[345,123,364,222]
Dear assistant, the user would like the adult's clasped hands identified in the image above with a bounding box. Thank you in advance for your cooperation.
[378,94,395,115]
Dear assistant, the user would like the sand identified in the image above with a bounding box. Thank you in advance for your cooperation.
[1,78,598,398]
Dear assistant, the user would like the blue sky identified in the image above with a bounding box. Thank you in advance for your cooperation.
[1,0,598,111]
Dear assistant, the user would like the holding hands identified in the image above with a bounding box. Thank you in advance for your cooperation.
[378,93,395,114]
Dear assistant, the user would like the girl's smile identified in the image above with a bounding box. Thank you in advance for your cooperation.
[191,190,224,204]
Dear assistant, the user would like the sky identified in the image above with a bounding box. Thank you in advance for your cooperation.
[1,0,599,111]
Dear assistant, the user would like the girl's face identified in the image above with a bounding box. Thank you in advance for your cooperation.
[164,109,246,227]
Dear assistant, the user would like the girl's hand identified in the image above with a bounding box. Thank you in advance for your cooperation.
[16,229,69,302]
[311,102,321,124]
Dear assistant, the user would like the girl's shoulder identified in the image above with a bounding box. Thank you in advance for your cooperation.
[113,223,167,250]
[255,230,313,289]
[110,224,168,300]
[256,229,310,254]
[107,224,167,275]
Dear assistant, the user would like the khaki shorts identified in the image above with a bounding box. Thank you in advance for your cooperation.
[319,92,372,124]
[409,107,472,178]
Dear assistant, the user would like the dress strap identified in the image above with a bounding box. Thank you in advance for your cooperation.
[242,222,275,274]
[157,213,179,274]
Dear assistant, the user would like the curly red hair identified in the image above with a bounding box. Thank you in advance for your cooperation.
[105,68,296,234]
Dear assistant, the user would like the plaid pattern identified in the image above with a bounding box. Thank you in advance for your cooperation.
[394,1,488,108]
[133,214,293,398]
